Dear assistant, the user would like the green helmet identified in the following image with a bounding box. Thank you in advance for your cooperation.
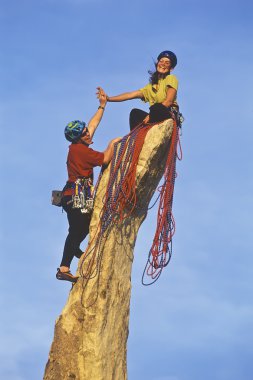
[64,120,86,142]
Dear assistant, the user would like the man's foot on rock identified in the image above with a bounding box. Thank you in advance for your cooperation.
[56,268,78,283]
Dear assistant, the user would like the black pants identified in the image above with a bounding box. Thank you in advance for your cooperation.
[129,103,172,131]
[60,196,91,268]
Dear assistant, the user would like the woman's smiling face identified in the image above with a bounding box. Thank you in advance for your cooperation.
[157,57,172,75]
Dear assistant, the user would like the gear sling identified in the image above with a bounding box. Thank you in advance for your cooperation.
[51,177,94,214]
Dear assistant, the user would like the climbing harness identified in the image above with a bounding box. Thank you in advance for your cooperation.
[52,177,94,213]
[80,111,183,289]
[71,177,94,214]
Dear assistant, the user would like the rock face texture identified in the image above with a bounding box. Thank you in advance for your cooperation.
[44,120,174,380]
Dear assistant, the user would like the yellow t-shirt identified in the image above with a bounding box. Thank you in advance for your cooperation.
[140,74,178,106]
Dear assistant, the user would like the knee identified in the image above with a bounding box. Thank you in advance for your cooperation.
[130,108,139,116]
[149,103,171,123]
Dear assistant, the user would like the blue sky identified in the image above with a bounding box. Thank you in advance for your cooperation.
[1,0,253,379]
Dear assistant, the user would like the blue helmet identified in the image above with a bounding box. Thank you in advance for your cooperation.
[157,50,177,68]
[64,120,86,142]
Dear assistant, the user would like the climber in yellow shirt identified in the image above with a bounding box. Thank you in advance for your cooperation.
[99,50,179,130]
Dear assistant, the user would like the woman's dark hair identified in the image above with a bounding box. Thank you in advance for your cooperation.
[148,62,170,85]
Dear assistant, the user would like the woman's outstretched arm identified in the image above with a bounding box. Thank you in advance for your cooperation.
[97,87,144,102]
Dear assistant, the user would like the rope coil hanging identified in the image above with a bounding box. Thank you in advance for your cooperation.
[80,115,182,286]
[142,118,182,285]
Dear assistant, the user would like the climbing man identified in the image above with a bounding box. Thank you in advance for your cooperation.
[56,88,121,283]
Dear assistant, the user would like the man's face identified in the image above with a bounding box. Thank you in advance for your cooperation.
[80,128,93,145]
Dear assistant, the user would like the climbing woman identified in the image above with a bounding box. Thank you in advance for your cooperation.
[56,88,121,283]
[99,50,179,130]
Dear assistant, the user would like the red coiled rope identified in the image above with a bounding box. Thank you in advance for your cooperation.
[142,118,181,285]
[107,124,153,222]
[79,123,152,284]
[80,117,182,287]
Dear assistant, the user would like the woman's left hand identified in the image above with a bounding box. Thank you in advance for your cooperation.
[96,87,107,108]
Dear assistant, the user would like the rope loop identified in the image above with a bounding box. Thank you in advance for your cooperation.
[80,115,182,289]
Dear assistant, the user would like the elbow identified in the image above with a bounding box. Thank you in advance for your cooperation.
[103,157,109,165]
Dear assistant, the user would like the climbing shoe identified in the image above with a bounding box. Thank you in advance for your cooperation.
[56,268,79,283]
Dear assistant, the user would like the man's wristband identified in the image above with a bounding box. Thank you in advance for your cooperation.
[98,106,105,110]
